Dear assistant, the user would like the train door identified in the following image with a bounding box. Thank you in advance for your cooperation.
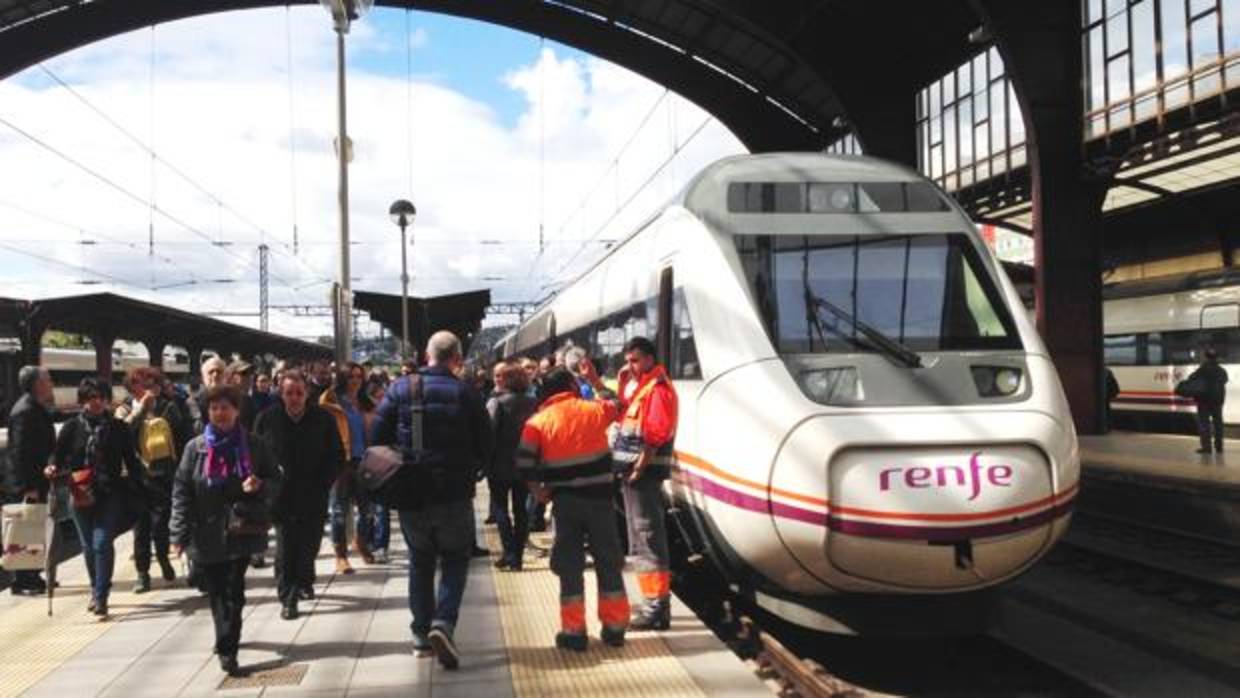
[656,267,674,364]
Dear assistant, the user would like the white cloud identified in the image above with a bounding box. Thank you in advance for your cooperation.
[0,7,745,344]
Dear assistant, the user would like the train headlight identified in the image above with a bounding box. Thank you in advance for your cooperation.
[971,366,1023,397]
[797,367,863,405]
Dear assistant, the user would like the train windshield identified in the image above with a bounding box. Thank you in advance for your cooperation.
[736,233,1022,353]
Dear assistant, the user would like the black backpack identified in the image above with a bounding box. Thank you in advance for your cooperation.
[357,375,427,509]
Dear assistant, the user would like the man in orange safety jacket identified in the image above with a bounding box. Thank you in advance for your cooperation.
[516,367,630,652]
[612,336,678,631]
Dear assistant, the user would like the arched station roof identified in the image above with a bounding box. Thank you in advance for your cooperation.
[0,0,982,154]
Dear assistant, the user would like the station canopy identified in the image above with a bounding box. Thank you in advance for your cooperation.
[352,289,490,355]
[0,292,332,360]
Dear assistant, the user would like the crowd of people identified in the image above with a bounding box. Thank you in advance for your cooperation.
[1,329,679,677]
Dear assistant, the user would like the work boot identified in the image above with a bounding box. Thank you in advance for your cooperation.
[134,572,152,594]
[601,627,626,648]
[158,555,177,582]
[555,632,588,652]
[353,535,375,565]
[629,597,670,631]
[334,544,354,575]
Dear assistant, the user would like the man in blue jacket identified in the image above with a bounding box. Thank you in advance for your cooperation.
[370,330,493,669]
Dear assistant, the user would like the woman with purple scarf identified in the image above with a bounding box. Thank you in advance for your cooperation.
[170,384,282,677]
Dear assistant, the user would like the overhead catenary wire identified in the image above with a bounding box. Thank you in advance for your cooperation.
[286,5,300,256]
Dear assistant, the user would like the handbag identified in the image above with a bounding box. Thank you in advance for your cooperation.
[70,469,96,509]
[1,503,48,571]
[227,499,272,537]
[1175,375,1204,399]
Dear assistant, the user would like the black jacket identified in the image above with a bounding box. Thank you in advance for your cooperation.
[3,394,55,497]
[53,412,144,498]
[370,366,494,508]
[1189,360,1230,406]
[169,431,282,565]
[253,403,343,519]
[486,390,537,483]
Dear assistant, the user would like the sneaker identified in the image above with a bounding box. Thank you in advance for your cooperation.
[372,548,390,564]
[493,557,511,570]
[134,572,152,594]
[298,586,315,601]
[428,627,460,669]
[630,598,670,631]
[94,599,108,619]
[281,601,299,620]
[555,632,588,652]
[412,631,433,658]
[601,627,626,648]
[87,596,97,613]
[10,585,41,597]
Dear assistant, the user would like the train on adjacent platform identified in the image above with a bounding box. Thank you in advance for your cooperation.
[1105,268,1240,430]
[495,153,1080,634]
[40,346,190,411]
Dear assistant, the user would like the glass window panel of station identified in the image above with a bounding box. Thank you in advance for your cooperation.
[1162,0,1191,80]
[1226,0,1240,53]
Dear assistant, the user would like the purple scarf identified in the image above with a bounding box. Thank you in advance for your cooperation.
[203,423,252,488]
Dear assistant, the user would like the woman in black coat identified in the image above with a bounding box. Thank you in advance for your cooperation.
[170,384,281,677]
[51,377,143,619]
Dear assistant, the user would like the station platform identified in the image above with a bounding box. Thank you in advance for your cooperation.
[1079,431,1240,544]
[0,495,770,698]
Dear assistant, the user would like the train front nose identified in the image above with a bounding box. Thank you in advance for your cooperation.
[773,411,1077,592]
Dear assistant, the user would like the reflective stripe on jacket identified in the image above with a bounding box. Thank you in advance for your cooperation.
[613,365,678,480]
[516,392,620,492]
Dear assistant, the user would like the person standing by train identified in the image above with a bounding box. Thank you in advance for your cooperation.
[611,336,678,631]
[1188,348,1230,454]
[486,360,538,571]
[52,378,144,618]
[516,367,629,651]
[117,367,185,593]
[2,366,56,596]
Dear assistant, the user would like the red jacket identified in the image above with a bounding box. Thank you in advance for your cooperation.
[617,365,677,448]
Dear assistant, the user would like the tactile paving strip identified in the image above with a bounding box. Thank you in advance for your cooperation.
[0,530,152,698]
[480,493,706,698]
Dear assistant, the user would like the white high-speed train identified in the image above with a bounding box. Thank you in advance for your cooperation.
[498,153,1079,633]
[1105,269,1240,427]
[42,347,190,410]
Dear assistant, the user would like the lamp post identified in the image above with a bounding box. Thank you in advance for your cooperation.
[319,0,372,363]
[389,199,416,360]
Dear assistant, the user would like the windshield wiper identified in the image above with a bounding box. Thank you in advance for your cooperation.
[803,287,923,369]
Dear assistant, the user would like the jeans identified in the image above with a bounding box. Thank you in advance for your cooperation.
[70,490,126,603]
[275,514,325,604]
[329,466,373,547]
[369,504,390,552]
[133,476,172,574]
[489,479,527,565]
[398,499,473,637]
[201,557,250,656]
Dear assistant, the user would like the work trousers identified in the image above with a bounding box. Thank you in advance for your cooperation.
[399,498,473,638]
[489,478,527,565]
[622,476,671,600]
[275,513,325,604]
[550,489,629,634]
[133,475,172,574]
[200,557,250,657]
[1197,400,1225,451]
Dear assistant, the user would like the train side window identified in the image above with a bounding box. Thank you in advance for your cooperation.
[1162,331,1197,364]
[1104,334,1137,366]
[672,288,702,379]
[1146,333,1163,365]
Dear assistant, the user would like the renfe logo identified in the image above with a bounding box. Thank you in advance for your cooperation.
[878,452,1013,501]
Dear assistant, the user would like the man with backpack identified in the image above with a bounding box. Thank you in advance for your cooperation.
[117,366,185,593]
[370,331,493,669]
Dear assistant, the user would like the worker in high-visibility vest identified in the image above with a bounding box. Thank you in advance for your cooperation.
[516,367,630,652]
[612,336,678,631]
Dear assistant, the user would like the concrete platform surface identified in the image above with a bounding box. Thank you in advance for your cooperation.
[1081,431,1240,487]
[0,493,772,698]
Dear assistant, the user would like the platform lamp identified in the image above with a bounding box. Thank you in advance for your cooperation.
[389,199,417,361]
[320,0,373,362]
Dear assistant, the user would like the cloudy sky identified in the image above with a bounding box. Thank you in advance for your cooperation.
[0,6,745,342]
